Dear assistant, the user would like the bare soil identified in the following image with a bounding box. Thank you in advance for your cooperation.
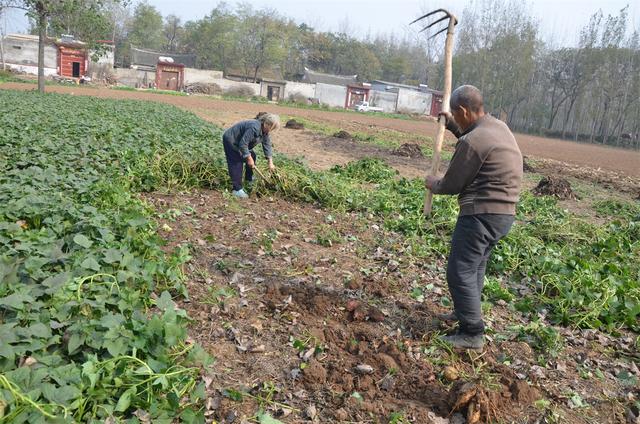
[145,191,638,423]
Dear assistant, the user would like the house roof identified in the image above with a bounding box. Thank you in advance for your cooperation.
[372,79,420,90]
[131,47,196,68]
[4,33,55,45]
[4,33,114,49]
[372,79,443,95]
[225,67,284,82]
[303,67,357,86]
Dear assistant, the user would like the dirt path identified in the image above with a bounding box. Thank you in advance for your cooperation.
[3,82,639,178]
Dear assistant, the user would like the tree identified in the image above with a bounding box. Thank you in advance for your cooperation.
[128,1,162,50]
[163,14,182,53]
[0,5,6,70]
[234,5,287,82]
[182,3,238,71]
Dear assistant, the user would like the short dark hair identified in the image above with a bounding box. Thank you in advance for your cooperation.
[450,85,484,113]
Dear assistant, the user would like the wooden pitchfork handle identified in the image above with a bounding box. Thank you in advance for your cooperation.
[252,165,272,184]
[411,10,458,216]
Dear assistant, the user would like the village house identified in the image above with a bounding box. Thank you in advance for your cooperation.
[371,79,443,116]
[0,33,114,81]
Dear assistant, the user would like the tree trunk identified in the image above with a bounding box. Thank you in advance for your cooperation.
[561,96,578,139]
[0,7,5,71]
[37,4,46,93]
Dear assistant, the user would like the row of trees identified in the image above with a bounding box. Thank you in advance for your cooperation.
[447,0,640,148]
[1,0,638,148]
[108,2,432,84]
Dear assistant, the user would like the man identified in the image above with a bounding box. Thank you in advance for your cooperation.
[425,85,523,351]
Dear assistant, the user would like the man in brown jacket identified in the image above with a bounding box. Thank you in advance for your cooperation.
[425,85,523,351]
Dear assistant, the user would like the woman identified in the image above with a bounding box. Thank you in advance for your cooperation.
[222,113,280,198]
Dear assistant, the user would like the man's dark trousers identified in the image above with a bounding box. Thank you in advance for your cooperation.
[223,136,256,191]
[447,214,514,336]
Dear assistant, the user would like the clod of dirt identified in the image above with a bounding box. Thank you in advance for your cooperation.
[443,366,459,381]
[345,299,360,311]
[285,119,305,129]
[533,176,576,200]
[393,143,425,158]
[333,130,352,139]
[302,359,327,386]
[523,156,535,172]
[334,409,349,421]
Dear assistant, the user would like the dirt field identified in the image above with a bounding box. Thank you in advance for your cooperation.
[4,83,639,422]
[3,83,639,179]
[145,190,636,424]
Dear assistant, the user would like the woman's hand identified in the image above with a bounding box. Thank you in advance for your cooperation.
[268,159,276,171]
[246,155,255,168]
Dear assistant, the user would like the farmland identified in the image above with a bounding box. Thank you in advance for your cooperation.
[0,86,639,423]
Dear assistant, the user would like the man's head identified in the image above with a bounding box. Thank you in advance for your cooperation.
[450,85,485,130]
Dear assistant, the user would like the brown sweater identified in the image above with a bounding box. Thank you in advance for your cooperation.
[432,115,523,216]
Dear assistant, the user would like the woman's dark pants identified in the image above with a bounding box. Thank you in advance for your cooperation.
[223,136,256,191]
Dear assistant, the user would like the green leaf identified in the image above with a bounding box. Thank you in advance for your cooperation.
[99,313,125,329]
[351,391,363,402]
[223,388,244,402]
[28,322,52,339]
[42,273,71,294]
[68,333,85,353]
[156,291,175,311]
[0,342,15,360]
[82,361,98,388]
[73,234,93,248]
[103,248,123,264]
[257,411,285,424]
[0,293,34,310]
[179,407,202,424]
[80,257,101,271]
[105,338,127,357]
[115,387,136,412]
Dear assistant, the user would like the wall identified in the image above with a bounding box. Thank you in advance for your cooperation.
[113,66,261,95]
[113,68,156,88]
[212,77,259,95]
[396,88,432,114]
[259,82,286,100]
[315,83,347,108]
[1,36,57,75]
[284,81,316,100]
[369,90,398,113]
[87,49,115,81]
[184,68,223,84]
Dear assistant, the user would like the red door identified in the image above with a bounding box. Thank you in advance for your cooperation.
[430,94,443,116]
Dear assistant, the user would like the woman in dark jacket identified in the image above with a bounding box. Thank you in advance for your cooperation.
[222,113,280,198]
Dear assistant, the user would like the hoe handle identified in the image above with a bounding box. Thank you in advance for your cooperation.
[425,17,456,216]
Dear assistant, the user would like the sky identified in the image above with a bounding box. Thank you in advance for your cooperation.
[2,0,639,46]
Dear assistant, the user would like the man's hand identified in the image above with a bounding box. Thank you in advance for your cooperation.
[268,161,276,171]
[425,175,440,190]
[246,155,255,168]
[438,111,453,124]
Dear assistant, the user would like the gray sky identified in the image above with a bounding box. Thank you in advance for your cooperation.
[2,0,638,46]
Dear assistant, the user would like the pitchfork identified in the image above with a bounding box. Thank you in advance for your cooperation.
[410,9,458,216]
